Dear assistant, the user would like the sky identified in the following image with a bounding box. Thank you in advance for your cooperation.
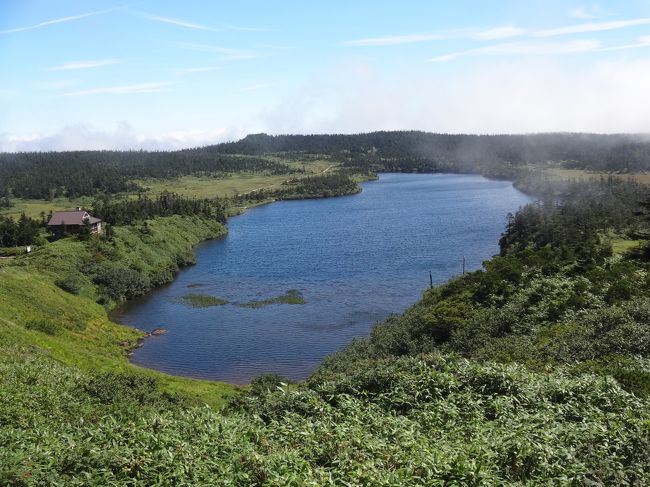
[1,0,650,151]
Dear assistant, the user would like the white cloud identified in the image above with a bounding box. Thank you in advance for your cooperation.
[341,33,449,46]
[0,8,114,34]
[6,58,650,151]
[535,18,650,37]
[64,82,172,96]
[48,59,121,71]
[143,14,220,32]
[0,123,247,152]
[261,58,650,135]
[475,26,526,41]
[429,39,601,62]
[570,5,613,19]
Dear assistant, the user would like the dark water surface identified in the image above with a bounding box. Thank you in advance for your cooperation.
[113,173,531,383]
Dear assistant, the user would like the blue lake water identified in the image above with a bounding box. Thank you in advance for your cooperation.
[113,173,531,384]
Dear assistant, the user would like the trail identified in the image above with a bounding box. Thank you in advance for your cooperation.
[236,163,336,198]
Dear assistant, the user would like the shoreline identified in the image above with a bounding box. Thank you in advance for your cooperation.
[116,172,529,384]
[113,178,376,369]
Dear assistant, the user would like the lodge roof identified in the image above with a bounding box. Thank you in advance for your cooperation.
[47,210,102,226]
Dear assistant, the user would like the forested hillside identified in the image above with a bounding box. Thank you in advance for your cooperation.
[0,151,295,199]
[3,132,650,201]
[220,132,650,173]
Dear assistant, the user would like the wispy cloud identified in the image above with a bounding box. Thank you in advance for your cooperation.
[569,5,613,19]
[341,33,449,46]
[258,44,294,50]
[535,18,650,37]
[475,26,526,41]
[143,14,220,32]
[601,35,650,51]
[429,39,601,62]
[240,83,271,92]
[178,43,258,60]
[64,82,172,96]
[34,80,78,90]
[219,23,269,32]
[48,59,121,71]
[341,26,524,46]
[174,66,220,75]
[0,8,114,34]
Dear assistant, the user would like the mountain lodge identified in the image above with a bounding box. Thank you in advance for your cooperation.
[47,209,102,235]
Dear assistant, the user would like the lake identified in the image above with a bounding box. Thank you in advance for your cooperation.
[113,173,531,383]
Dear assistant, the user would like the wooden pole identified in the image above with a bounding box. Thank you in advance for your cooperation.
[429,271,433,289]
[462,256,466,276]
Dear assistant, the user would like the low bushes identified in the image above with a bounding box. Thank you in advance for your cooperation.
[24,319,62,336]
[3,349,648,485]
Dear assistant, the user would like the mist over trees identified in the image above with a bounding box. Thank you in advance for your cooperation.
[219,132,650,173]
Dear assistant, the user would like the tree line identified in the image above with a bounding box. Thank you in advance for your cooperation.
[0,151,295,200]
[92,192,227,226]
[3,131,650,202]
[0,214,40,247]
[219,132,650,173]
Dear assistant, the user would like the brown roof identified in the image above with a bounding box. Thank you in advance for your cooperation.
[47,211,101,226]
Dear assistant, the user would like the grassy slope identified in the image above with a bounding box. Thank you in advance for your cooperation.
[0,215,239,407]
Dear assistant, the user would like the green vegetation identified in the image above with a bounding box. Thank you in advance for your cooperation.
[612,237,644,255]
[0,195,93,219]
[1,346,648,485]
[92,191,227,226]
[181,293,229,307]
[0,213,42,247]
[2,134,650,483]
[0,215,238,407]
[240,290,306,308]
[545,167,650,185]
[0,150,296,200]
[140,172,295,199]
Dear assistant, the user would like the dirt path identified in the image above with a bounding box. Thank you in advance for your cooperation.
[236,163,338,198]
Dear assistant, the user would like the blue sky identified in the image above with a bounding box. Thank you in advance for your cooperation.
[2,1,650,150]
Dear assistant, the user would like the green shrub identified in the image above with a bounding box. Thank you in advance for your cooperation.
[93,267,151,301]
[250,373,288,395]
[54,274,83,294]
[81,372,184,407]
[24,319,62,336]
